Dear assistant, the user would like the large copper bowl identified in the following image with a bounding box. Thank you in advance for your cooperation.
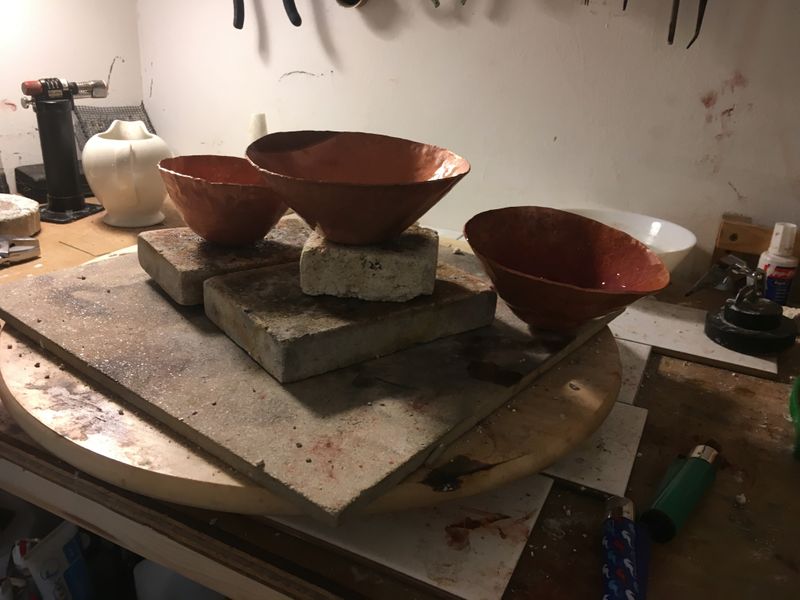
[246,131,470,245]
[158,155,287,246]
[464,206,670,331]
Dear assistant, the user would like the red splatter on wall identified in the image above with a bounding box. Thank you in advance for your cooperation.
[701,91,718,109]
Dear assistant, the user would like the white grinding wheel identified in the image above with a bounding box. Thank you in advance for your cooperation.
[0,194,41,237]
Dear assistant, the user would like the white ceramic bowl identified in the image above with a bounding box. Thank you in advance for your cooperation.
[566,208,697,273]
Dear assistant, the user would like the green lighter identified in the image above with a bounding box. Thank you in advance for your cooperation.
[639,443,719,543]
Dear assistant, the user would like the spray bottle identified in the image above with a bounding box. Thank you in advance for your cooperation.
[758,222,797,306]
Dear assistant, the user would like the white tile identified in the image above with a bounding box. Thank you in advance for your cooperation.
[615,339,651,405]
[543,403,647,497]
[609,297,777,377]
[274,475,553,600]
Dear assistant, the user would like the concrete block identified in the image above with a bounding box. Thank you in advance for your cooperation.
[0,194,40,237]
[137,217,310,305]
[300,226,438,302]
[204,262,496,382]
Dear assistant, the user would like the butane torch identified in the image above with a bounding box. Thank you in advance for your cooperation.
[20,78,107,223]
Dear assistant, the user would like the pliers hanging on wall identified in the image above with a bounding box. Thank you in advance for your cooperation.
[669,0,710,48]
[233,0,302,29]
[624,0,709,49]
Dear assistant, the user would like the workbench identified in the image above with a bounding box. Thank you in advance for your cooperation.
[0,204,798,599]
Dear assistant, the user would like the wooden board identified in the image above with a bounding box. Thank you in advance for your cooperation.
[0,326,620,516]
[712,218,800,263]
[610,297,778,378]
[0,254,617,523]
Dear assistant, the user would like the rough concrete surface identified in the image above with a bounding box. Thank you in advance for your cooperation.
[137,217,310,305]
[0,253,608,523]
[0,195,41,237]
[300,226,438,302]
[204,261,496,382]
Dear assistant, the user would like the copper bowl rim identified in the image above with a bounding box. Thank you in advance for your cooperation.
[464,206,670,297]
[245,130,471,188]
[158,155,268,189]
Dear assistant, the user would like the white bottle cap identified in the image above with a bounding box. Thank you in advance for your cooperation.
[248,113,267,143]
[768,222,797,257]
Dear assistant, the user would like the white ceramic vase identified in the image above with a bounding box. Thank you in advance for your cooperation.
[82,120,172,227]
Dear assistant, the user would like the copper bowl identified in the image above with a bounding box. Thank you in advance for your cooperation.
[246,131,470,245]
[158,155,287,246]
[464,207,670,331]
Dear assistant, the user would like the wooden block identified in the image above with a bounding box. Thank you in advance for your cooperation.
[204,262,497,382]
[713,219,800,263]
[138,218,311,305]
[275,474,553,600]
[543,402,647,497]
[0,254,612,523]
[609,297,778,377]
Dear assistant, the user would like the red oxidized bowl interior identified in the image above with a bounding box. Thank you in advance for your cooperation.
[246,131,470,245]
[158,155,286,246]
[464,206,670,331]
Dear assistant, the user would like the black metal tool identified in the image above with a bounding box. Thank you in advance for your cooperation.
[668,0,680,44]
[233,0,244,29]
[688,255,798,355]
[20,78,106,223]
[283,0,302,26]
[686,0,709,49]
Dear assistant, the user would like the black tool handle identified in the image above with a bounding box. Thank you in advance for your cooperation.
[686,0,708,49]
[283,0,302,26]
[233,0,244,29]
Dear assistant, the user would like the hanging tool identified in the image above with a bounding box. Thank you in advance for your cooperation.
[686,0,709,49]
[667,0,710,48]
[668,0,680,44]
[232,0,301,29]
[0,236,40,267]
[233,0,244,29]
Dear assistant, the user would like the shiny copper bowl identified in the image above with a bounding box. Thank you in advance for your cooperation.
[246,131,470,245]
[158,155,287,246]
[464,206,670,331]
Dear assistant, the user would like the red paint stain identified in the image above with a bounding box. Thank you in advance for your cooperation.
[1,99,17,112]
[701,91,717,109]
[444,512,512,551]
[724,70,748,93]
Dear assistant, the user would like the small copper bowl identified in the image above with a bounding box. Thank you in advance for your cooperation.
[158,155,286,246]
[464,206,670,331]
[246,131,470,245]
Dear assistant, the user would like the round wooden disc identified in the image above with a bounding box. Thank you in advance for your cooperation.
[0,194,41,237]
[0,325,620,515]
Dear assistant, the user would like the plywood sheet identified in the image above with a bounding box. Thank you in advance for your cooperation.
[610,297,777,377]
[0,255,610,523]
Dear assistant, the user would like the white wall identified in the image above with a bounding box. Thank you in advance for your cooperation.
[136,0,800,278]
[0,0,142,187]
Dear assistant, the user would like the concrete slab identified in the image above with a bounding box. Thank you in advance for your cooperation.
[300,226,438,302]
[615,339,652,405]
[0,254,613,523]
[610,297,778,378]
[543,402,648,497]
[276,474,553,600]
[137,217,310,305]
[204,262,496,382]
